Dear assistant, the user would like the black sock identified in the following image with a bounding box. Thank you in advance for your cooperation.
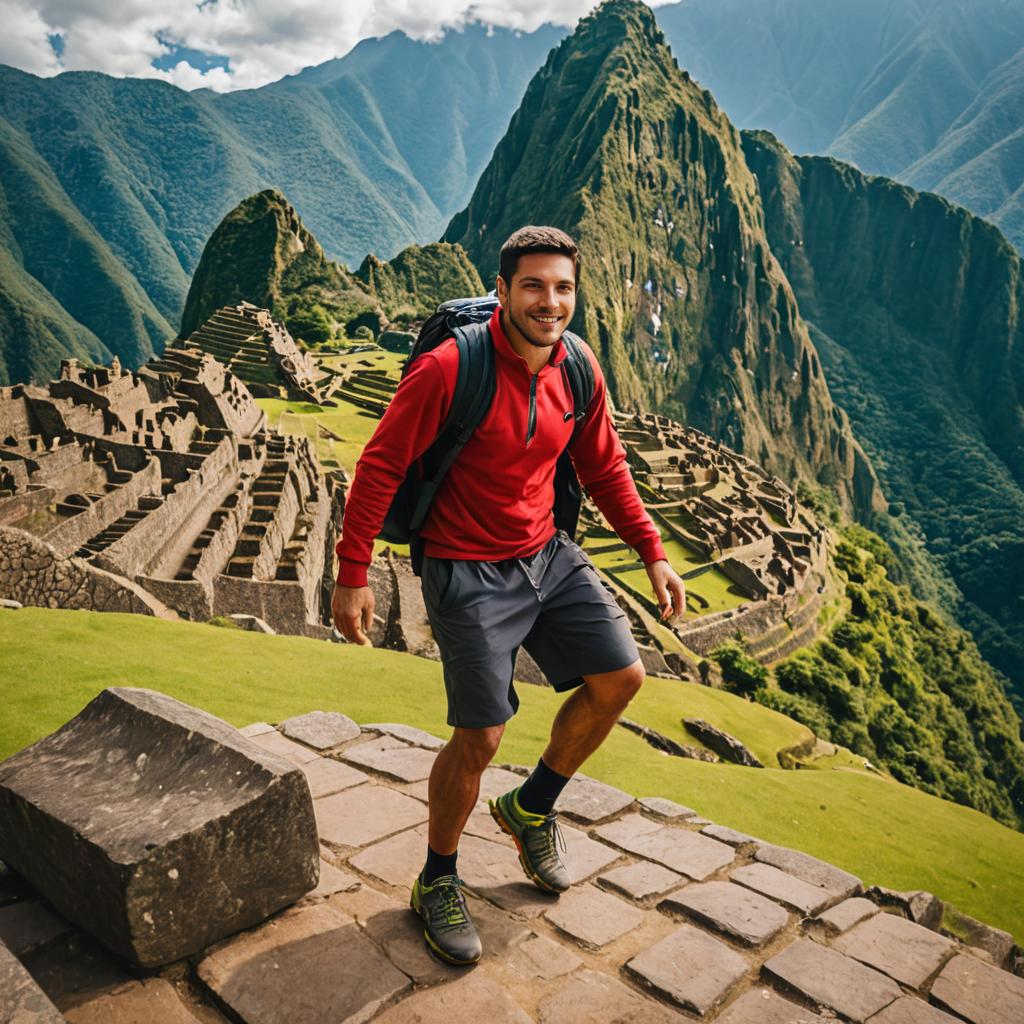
[422,845,458,885]
[516,757,572,816]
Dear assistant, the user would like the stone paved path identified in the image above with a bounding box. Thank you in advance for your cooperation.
[3,710,1022,1023]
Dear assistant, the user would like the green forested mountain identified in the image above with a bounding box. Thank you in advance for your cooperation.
[2,2,1021,385]
[656,0,1024,252]
[0,24,560,384]
[180,190,375,340]
[755,524,1024,829]
[743,129,1024,709]
[0,113,172,385]
[445,0,884,523]
[181,189,482,341]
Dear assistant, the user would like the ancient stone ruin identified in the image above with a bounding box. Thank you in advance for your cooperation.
[183,302,324,402]
[0,304,831,670]
[613,411,829,663]
[0,343,338,636]
[2,697,1021,1022]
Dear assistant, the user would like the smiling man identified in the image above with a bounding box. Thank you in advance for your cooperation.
[332,225,685,965]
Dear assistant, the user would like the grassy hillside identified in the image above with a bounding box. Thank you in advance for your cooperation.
[2,606,1022,942]
[745,524,1024,829]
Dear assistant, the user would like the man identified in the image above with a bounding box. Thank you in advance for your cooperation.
[332,226,686,965]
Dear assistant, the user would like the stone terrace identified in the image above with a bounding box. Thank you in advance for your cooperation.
[4,712,1020,1023]
[610,411,831,665]
[184,303,323,403]
[0,343,338,636]
[326,361,835,678]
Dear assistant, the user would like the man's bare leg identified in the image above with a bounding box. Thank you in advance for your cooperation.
[487,662,644,894]
[541,660,645,777]
[427,723,505,855]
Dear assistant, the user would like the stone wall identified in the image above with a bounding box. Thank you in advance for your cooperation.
[0,527,172,617]
[45,452,162,558]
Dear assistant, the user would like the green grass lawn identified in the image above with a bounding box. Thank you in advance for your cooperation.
[257,397,383,474]
[3,608,1022,941]
[624,677,813,768]
[616,563,747,617]
[318,349,406,376]
[586,534,746,619]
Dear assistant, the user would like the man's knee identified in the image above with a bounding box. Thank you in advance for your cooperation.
[584,660,645,711]
[448,723,505,774]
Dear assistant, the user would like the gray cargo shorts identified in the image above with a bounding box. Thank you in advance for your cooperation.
[420,529,641,728]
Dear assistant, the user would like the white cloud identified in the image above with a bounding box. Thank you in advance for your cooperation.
[0,0,677,92]
[0,0,63,75]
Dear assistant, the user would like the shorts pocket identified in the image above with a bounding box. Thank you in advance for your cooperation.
[564,536,598,572]
[429,557,464,613]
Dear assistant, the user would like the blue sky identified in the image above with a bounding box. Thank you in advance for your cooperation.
[0,1,676,92]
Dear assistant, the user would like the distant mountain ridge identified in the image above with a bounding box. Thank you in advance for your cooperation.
[0,24,561,385]
[2,1,1022,385]
[181,189,483,341]
[657,0,1024,252]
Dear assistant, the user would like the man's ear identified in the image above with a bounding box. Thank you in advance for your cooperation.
[495,274,508,303]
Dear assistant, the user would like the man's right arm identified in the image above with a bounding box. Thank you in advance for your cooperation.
[335,350,452,590]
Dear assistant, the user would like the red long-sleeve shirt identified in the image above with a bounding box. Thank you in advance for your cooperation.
[335,306,666,587]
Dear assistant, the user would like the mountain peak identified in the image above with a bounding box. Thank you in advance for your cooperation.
[445,0,883,520]
[179,191,358,339]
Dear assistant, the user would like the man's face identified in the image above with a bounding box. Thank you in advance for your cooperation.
[496,252,577,352]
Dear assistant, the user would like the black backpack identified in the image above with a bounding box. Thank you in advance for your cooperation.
[379,295,595,575]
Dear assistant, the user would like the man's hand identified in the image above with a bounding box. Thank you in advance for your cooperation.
[331,584,375,645]
[646,559,686,622]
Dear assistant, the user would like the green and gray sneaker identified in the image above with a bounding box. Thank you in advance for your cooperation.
[488,788,571,894]
[409,873,482,965]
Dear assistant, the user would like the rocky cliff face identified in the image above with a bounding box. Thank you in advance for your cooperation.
[444,0,884,521]
[743,129,1024,703]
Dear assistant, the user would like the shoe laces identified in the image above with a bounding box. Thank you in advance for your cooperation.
[525,812,566,867]
[427,875,470,930]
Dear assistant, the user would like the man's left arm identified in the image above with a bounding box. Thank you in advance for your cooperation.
[568,348,686,623]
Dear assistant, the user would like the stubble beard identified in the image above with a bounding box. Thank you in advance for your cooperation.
[506,307,563,352]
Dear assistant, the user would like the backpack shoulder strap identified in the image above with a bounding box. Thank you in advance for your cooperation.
[409,321,496,531]
[559,330,596,440]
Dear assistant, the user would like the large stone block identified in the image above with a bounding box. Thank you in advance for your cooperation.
[198,902,411,1024]
[762,937,901,1022]
[544,884,644,950]
[833,911,954,988]
[625,923,747,1015]
[662,880,790,947]
[716,987,829,1023]
[538,969,684,1023]
[930,953,1024,1024]
[0,687,320,967]
[755,844,861,901]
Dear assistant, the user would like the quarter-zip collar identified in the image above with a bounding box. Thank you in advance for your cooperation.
[489,306,568,376]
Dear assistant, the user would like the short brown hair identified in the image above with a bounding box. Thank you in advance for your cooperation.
[498,226,580,287]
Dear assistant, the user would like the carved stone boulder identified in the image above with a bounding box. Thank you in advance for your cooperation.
[0,687,319,967]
